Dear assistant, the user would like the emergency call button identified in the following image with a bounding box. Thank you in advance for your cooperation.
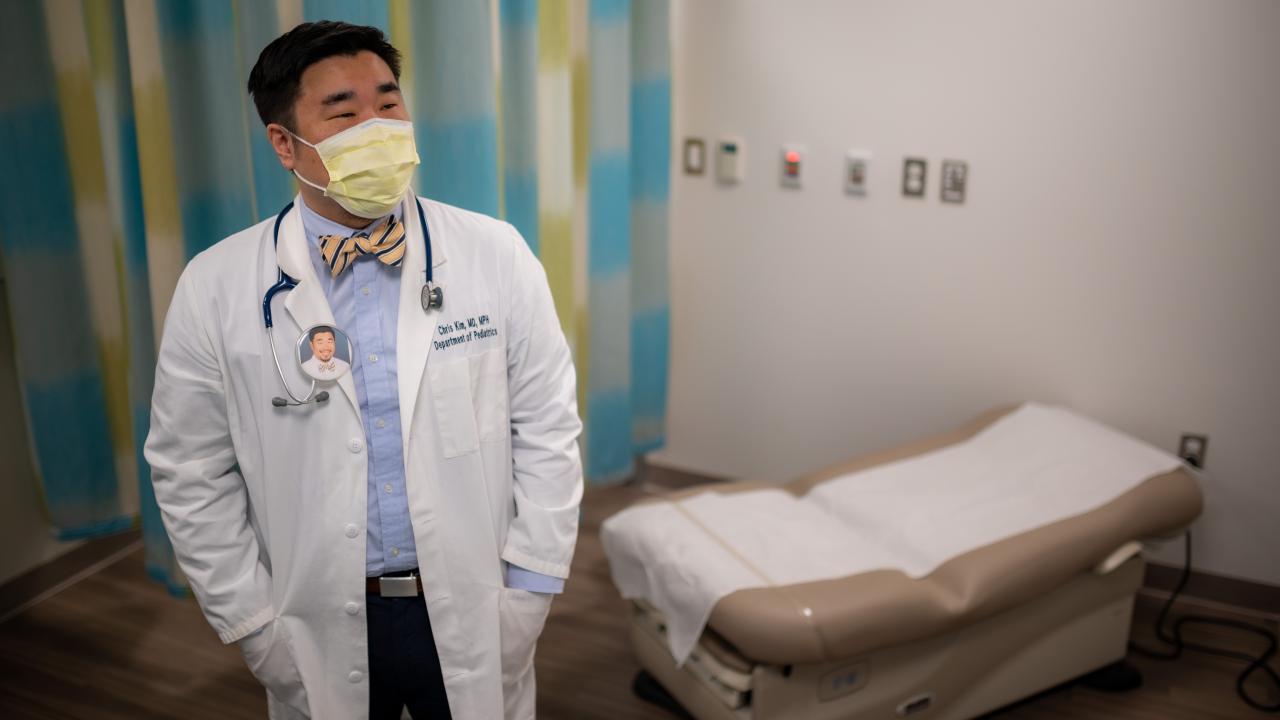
[780,146,803,188]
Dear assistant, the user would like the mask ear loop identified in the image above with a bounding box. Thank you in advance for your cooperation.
[286,130,330,195]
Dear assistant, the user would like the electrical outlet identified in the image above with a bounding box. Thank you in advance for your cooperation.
[902,157,926,197]
[1178,433,1208,469]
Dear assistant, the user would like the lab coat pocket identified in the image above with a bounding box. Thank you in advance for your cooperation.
[238,619,310,716]
[498,588,552,719]
[428,357,480,457]
[469,347,510,443]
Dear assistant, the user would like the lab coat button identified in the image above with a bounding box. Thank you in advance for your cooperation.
[348,438,363,453]
[344,523,359,538]
[348,670,363,683]
[344,602,359,615]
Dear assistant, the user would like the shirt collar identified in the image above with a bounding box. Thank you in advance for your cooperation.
[297,196,400,249]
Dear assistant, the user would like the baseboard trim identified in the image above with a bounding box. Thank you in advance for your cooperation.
[1143,561,1280,619]
[0,528,141,624]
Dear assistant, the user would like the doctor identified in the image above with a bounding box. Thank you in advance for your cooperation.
[145,20,583,720]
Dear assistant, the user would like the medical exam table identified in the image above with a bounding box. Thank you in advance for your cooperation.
[601,403,1202,720]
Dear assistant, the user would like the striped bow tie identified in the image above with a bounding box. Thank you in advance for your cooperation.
[318,216,406,277]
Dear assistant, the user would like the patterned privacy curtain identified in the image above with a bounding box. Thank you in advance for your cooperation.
[0,0,669,592]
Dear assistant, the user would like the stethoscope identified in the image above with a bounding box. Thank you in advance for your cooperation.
[262,198,444,408]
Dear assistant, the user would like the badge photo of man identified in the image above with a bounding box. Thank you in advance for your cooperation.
[144,19,584,720]
[299,325,350,380]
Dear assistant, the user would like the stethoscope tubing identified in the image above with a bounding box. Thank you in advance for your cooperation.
[260,197,435,407]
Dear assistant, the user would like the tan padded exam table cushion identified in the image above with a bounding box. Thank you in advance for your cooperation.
[660,406,1203,666]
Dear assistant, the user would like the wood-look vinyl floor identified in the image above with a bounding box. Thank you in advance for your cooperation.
[1,480,1275,719]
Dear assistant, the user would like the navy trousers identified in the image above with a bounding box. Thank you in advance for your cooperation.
[366,593,453,719]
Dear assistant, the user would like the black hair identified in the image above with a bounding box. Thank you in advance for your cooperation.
[247,21,402,130]
[309,326,335,342]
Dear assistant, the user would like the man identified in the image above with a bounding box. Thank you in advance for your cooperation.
[145,21,583,720]
[300,325,350,380]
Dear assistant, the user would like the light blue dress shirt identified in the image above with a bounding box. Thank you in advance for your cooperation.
[298,197,563,594]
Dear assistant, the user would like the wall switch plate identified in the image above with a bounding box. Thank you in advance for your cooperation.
[902,157,927,197]
[845,151,870,196]
[1178,433,1208,469]
[716,138,743,184]
[941,159,968,203]
[683,138,706,175]
[781,145,803,188]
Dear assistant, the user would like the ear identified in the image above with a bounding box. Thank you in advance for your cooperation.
[266,123,296,170]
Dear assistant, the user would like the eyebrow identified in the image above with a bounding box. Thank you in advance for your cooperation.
[321,90,355,106]
[320,83,401,106]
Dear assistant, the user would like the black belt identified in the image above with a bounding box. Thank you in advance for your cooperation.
[366,570,422,597]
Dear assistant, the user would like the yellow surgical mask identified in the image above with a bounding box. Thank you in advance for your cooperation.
[291,118,420,219]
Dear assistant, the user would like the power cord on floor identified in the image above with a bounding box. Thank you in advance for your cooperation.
[1129,530,1279,713]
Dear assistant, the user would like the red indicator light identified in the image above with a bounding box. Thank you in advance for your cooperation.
[785,151,800,163]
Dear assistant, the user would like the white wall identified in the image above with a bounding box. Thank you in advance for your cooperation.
[0,276,80,586]
[655,0,1280,586]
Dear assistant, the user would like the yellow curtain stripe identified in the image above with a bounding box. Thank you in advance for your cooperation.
[123,0,186,339]
[44,0,139,511]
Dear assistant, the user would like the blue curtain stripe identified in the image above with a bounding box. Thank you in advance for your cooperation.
[303,0,389,31]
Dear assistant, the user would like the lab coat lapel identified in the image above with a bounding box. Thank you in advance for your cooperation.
[396,193,447,449]
[276,201,362,420]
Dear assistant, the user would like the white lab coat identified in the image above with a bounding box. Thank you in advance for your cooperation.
[145,192,583,720]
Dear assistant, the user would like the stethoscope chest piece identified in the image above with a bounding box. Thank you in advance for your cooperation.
[422,281,443,312]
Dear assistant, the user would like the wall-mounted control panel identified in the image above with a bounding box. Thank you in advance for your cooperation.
[717,138,743,184]
[941,159,967,203]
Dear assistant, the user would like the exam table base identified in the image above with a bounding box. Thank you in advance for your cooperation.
[631,557,1144,720]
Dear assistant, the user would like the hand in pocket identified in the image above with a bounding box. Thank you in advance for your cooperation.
[238,619,310,715]
[498,588,552,719]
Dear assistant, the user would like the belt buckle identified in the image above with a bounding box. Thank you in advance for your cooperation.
[379,576,418,597]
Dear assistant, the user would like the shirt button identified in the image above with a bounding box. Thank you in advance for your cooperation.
[384,483,393,494]
[348,438,363,453]
[344,523,359,538]
[375,418,386,429]
[348,670,363,683]
[368,353,379,363]
[361,287,371,296]
[344,602,359,616]
[390,547,400,557]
